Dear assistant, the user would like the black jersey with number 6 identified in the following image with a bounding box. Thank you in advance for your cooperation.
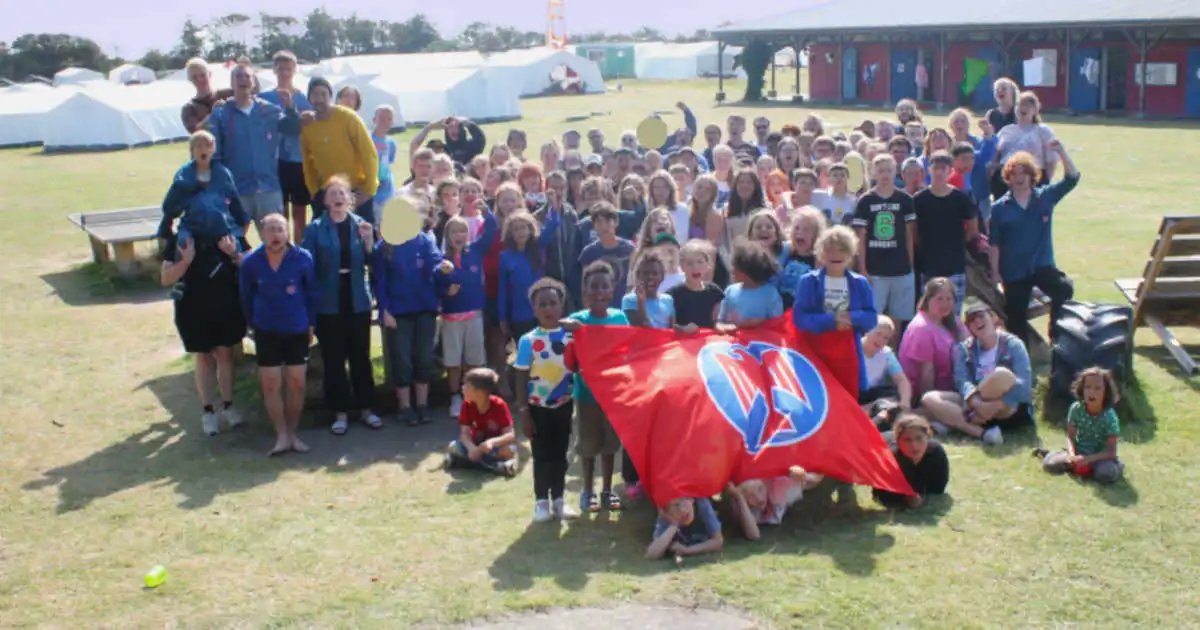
[852,189,916,276]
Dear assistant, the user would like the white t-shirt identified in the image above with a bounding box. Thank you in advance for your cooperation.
[812,189,858,227]
[864,346,903,389]
[996,122,1058,170]
[824,275,849,313]
[669,203,691,242]
[746,477,805,525]
[399,182,434,198]
[977,346,999,380]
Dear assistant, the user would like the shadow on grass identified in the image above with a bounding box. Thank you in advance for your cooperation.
[40,261,168,307]
[21,367,455,513]
[1135,345,1200,392]
[1086,475,1140,508]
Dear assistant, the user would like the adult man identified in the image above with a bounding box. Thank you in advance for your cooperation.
[180,58,234,133]
[701,124,721,173]
[752,116,772,153]
[563,129,582,152]
[658,101,698,154]
[444,117,486,166]
[726,114,762,161]
[259,50,314,245]
[300,77,379,224]
[586,128,606,154]
[239,213,317,456]
[208,64,300,231]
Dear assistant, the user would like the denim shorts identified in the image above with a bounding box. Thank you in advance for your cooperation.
[870,273,916,321]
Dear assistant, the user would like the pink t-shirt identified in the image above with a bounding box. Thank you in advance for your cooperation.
[899,311,968,396]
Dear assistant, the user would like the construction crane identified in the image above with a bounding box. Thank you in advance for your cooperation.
[547,0,567,49]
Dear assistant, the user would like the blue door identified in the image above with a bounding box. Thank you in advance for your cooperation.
[971,46,1000,108]
[1070,47,1102,112]
[891,48,917,103]
[1187,47,1200,117]
[842,46,858,101]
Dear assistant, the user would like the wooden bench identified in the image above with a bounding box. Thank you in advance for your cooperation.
[67,207,161,277]
[1114,215,1200,374]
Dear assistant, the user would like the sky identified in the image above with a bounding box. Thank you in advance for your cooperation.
[1,1,743,58]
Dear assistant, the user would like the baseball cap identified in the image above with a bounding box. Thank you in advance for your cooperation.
[963,298,993,320]
[583,153,603,167]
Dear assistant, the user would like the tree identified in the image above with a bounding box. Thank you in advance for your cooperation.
[257,13,300,59]
[740,39,771,102]
[173,18,206,63]
[299,8,341,60]
[5,33,115,78]
[208,13,252,60]
[631,27,665,42]
[382,14,443,53]
[139,49,172,72]
[342,14,379,55]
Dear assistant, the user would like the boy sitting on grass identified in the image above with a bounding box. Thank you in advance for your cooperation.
[445,368,517,476]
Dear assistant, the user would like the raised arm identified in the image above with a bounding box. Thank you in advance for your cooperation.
[409,120,442,159]
[463,119,487,155]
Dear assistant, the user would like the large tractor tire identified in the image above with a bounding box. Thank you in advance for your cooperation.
[1049,301,1134,397]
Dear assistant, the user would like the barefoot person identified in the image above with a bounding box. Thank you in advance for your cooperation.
[239,214,318,455]
[159,229,246,437]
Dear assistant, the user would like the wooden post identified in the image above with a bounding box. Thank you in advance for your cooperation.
[1062,29,1075,115]
[1138,28,1148,118]
[112,242,138,278]
[937,31,947,110]
[88,236,110,264]
[794,38,802,97]
[717,40,726,102]
[769,47,777,98]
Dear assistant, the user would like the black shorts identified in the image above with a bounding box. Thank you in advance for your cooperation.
[173,250,246,353]
[255,330,311,367]
[278,161,312,207]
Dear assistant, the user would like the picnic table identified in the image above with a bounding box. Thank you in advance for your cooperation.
[67,206,160,277]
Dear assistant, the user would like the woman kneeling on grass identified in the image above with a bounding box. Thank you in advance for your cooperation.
[921,298,1033,446]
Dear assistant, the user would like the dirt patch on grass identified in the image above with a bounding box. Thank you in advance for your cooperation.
[465,604,763,630]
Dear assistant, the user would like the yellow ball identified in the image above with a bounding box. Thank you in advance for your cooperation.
[144,565,167,588]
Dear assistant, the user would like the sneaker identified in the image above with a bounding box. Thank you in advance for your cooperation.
[500,459,518,477]
[982,426,1004,446]
[220,406,244,429]
[533,499,553,523]
[929,421,950,436]
[553,498,579,520]
[448,394,463,419]
[201,411,220,436]
[401,407,419,427]
[625,481,645,501]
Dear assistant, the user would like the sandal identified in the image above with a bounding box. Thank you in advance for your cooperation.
[580,490,600,513]
[401,408,420,427]
[330,418,349,435]
[601,490,623,511]
[362,412,383,430]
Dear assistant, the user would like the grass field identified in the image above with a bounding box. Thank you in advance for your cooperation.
[3,78,1200,629]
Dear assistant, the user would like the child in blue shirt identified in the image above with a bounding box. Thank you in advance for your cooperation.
[622,251,675,330]
[441,211,499,419]
[371,105,398,215]
[239,213,318,452]
[514,278,579,522]
[498,210,561,343]
[372,214,455,426]
[561,260,629,513]
[646,497,724,562]
[577,202,637,310]
[717,237,784,332]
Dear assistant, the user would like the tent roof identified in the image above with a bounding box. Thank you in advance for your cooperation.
[715,0,1200,38]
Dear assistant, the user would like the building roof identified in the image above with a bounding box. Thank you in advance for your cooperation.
[715,0,1200,39]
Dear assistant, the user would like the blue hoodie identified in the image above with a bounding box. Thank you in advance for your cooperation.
[441,211,499,315]
[498,214,562,326]
[158,161,248,242]
[239,244,319,335]
[792,268,878,392]
[372,232,449,316]
[257,88,313,164]
[209,97,300,195]
[300,212,374,315]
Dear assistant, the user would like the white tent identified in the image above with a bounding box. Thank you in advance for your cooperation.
[634,42,744,80]
[41,82,192,152]
[484,48,605,97]
[370,67,520,125]
[108,63,156,85]
[0,83,75,147]
[328,76,406,131]
[314,51,485,79]
[53,67,104,86]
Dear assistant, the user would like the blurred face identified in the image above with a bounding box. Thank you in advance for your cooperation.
[533,288,564,329]
[563,132,580,150]
[650,213,672,237]
[644,151,662,168]
[440,187,461,214]
[191,139,214,166]
[863,325,892,354]
[898,427,930,462]
[925,286,955,319]
[594,215,617,238]
[656,243,680,272]
[877,122,894,141]
[263,217,289,252]
[484,171,502,196]
[822,244,851,275]
[471,156,491,179]
[413,157,432,181]
[704,125,721,147]
[874,161,897,185]
[638,262,664,296]
[672,171,691,195]
[735,174,756,200]
[310,85,332,112]
[650,179,673,205]
[445,117,461,138]
[681,252,711,282]
[325,184,351,214]
[829,169,848,190]
[905,126,924,147]
[728,117,745,138]
[547,177,567,204]
[373,109,395,132]
[1017,100,1037,124]
[949,113,969,138]
[432,160,453,184]
[665,498,695,526]
[337,88,358,109]
[461,182,483,212]
[896,103,916,123]
[497,190,522,216]
[995,83,1014,107]
[462,382,487,406]
[791,220,816,253]
[1008,164,1034,191]
[588,131,604,151]
[860,121,876,137]
[1082,375,1105,409]
[677,128,694,146]
[508,133,526,152]
[793,176,817,195]
[693,179,716,205]
[231,66,254,96]
[585,162,603,177]
[520,172,540,193]
[930,162,952,185]
[187,64,211,92]
[616,154,632,172]
[903,164,924,188]
[813,143,833,160]
[447,223,469,251]
[715,151,733,172]
[967,309,998,342]
[779,144,798,169]
[585,272,614,310]
[890,146,909,165]
[511,220,532,246]
[541,146,560,168]
[750,217,778,246]
[930,131,951,152]
[802,117,821,134]
[490,145,510,165]
[753,117,770,140]
[955,153,975,174]
[273,59,296,84]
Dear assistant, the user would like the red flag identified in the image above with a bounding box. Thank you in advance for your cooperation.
[572,317,913,507]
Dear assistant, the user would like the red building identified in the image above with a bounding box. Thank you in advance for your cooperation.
[714,1,1200,118]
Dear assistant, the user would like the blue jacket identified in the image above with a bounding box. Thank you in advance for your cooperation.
[967,135,996,204]
[158,161,248,241]
[792,268,878,391]
[239,244,318,334]
[498,250,542,325]
[300,213,374,315]
[952,331,1031,410]
[372,232,449,317]
[441,211,499,315]
[989,173,1080,283]
[209,97,300,195]
[658,105,698,154]
[257,88,313,164]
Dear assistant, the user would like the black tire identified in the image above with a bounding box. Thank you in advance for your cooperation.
[1050,301,1133,397]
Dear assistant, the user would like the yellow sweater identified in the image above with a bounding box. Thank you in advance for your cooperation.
[300,105,380,197]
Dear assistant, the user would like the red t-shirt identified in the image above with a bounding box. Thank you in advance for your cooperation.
[483,238,504,298]
[947,169,966,192]
[459,395,513,441]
